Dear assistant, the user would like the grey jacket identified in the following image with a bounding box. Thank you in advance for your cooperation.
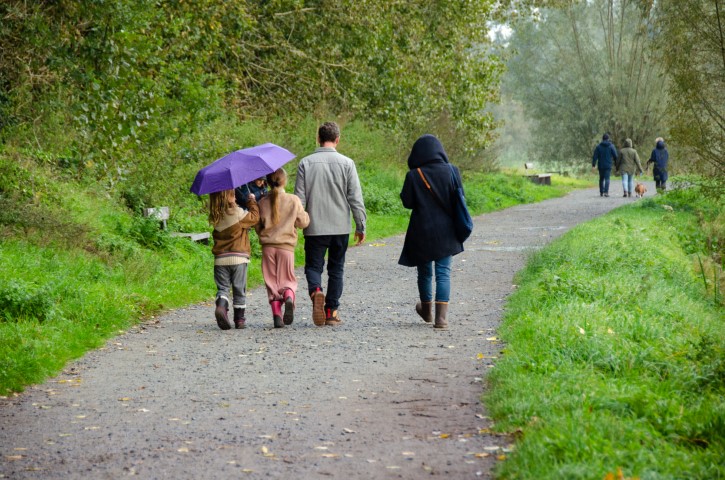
[294,147,366,236]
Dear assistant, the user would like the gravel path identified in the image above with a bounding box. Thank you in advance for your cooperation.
[0,184,651,479]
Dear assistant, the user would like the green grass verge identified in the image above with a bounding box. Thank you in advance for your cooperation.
[485,191,724,479]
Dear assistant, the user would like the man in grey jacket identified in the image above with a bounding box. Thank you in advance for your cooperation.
[294,122,367,327]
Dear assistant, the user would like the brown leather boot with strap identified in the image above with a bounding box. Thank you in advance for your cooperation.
[434,302,448,329]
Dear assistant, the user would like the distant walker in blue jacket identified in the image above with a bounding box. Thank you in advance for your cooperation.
[592,133,618,197]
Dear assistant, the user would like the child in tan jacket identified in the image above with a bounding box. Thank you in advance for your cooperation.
[255,168,310,327]
[209,189,259,330]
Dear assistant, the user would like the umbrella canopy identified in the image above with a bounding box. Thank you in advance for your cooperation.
[190,143,296,195]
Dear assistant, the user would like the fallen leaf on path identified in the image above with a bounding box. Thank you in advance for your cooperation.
[474,452,490,458]
[118,397,132,402]
[177,447,189,453]
[5,455,23,461]
[439,434,450,439]
[343,428,356,434]
[320,453,340,458]
[484,446,500,451]
[476,353,484,360]
[486,337,498,341]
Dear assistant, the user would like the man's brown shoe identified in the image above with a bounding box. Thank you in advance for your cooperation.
[311,290,326,326]
[325,308,342,326]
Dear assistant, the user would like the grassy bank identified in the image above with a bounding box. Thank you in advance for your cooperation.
[486,187,724,479]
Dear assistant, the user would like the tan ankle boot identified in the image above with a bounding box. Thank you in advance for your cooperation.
[434,302,448,329]
[415,301,433,323]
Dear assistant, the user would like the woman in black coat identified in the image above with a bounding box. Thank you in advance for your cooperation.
[398,134,465,329]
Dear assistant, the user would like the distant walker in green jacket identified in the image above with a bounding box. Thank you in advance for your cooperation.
[616,138,644,198]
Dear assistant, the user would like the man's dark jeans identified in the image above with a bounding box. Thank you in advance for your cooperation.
[598,167,612,195]
[304,234,349,310]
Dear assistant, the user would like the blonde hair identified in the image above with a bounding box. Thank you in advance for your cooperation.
[266,168,288,226]
[208,189,234,226]
[655,137,664,144]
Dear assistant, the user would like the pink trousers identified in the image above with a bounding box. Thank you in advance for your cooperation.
[261,246,297,303]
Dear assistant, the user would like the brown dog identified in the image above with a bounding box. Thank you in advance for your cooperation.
[634,182,647,198]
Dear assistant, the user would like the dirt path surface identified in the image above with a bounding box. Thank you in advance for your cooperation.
[1,184,650,479]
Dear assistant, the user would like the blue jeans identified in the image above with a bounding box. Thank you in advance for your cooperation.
[598,168,611,195]
[304,234,349,310]
[621,173,634,194]
[417,256,452,303]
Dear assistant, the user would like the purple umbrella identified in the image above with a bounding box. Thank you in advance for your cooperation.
[190,143,296,195]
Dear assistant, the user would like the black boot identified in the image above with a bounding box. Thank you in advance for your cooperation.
[415,301,433,323]
[233,308,246,329]
[215,297,232,330]
[434,302,448,329]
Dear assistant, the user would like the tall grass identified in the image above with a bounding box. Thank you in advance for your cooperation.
[486,192,724,479]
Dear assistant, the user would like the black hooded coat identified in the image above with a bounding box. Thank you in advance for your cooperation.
[398,135,465,267]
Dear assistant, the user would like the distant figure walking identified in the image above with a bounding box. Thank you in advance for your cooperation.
[647,137,669,193]
[209,189,259,330]
[398,134,465,329]
[294,122,367,327]
[592,133,618,197]
[616,138,644,198]
[255,168,309,328]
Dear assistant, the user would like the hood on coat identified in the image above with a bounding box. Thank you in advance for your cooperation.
[624,138,633,148]
[407,134,449,170]
[656,140,666,149]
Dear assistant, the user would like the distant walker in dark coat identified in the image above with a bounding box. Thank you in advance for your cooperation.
[398,134,465,329]
[592,133,618,197]
[647,137,669,193]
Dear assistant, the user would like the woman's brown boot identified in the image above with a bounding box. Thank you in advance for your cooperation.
[415,301,433,323]
[434,302,448,329]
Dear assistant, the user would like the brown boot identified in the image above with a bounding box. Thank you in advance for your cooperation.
[325,308,342,326]
[415,301,433,323]
[310,289,326,326]
[434,302,448,329]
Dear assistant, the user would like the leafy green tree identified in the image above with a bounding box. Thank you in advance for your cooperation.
[502,0,667,167]
[655,0,725,195]
[0,0,503,181]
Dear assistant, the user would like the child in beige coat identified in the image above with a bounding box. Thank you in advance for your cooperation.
[255,168,310,327]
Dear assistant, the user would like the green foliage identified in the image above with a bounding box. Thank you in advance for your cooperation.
[501,0,667,168]
[0,279,58,323]
[486,199,724,479]
[654,0,725,197]
[0,0,504,181]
